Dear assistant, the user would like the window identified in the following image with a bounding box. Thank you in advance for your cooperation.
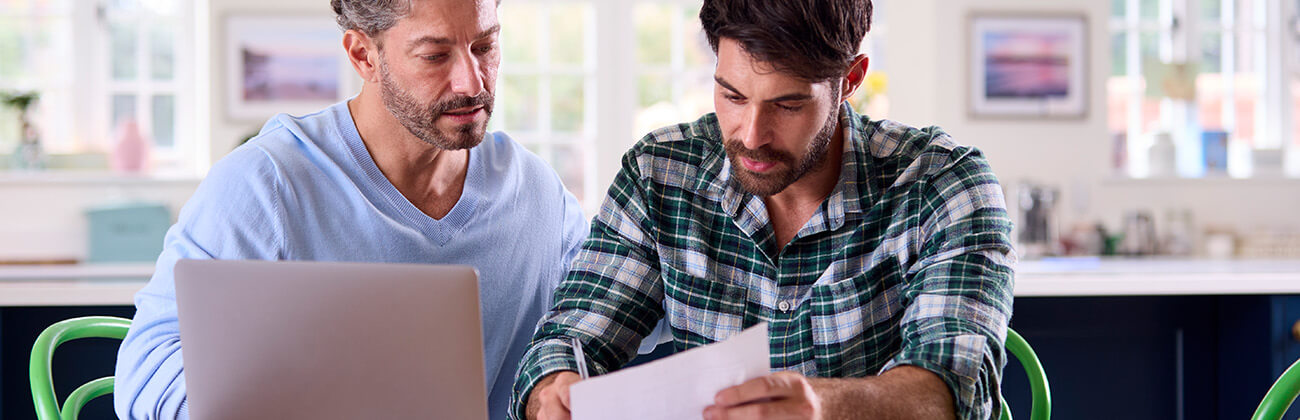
[0,0,195,174]
[1109,0,1296,178]
[630,0,891,138]
[494,1,596,202]
[495,0,892,210]
[631,2,713,138]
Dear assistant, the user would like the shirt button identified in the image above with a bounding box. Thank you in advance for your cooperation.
[778,300,792,312]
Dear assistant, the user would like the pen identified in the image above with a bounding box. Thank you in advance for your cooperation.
[571,336,590,379]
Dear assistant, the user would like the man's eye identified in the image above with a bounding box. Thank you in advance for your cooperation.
[473,44,494,54]
[421,54,449,62]
[725,95,746,104]
[776,103,803,112]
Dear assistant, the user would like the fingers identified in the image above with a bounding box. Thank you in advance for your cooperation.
[539,402,572,420]
[530,371,582,420]
[703,398,815,420]
[713,371,803,407]
[555,372,580,409]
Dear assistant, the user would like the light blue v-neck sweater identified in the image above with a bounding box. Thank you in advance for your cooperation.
[114,101,588,420]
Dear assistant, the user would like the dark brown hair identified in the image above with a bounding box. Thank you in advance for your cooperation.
[700,0,872,82]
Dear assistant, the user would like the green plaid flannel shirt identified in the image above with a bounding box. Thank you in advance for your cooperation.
[510,102,1016,420]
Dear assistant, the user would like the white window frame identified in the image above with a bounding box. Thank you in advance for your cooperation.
[90,0,197,176]
[0,0,199,177]
[494,0,599,208]
[1111,0,1292,178]
[499,0,893,212]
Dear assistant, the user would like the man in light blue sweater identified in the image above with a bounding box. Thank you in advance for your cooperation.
[114,0,587,418]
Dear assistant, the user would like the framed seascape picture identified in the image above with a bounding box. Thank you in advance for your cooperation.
[225,15,354,121]
[968,13,1088,119]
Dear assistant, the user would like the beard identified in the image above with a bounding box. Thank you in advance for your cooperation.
[378,56,495,150]
[724,106,840,196]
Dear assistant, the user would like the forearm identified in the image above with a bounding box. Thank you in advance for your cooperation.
[812,365,956,420]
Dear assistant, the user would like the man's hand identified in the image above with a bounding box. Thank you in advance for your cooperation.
[703,371,824,420]
[526,371,582,420]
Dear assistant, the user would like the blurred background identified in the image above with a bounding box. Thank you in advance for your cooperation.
[1,0,1299,419]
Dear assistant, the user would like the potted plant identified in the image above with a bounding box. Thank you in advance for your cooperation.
[1,90,44,170]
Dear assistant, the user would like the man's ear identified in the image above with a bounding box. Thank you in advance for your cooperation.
[344,29,381,83]
[840,54,870,100]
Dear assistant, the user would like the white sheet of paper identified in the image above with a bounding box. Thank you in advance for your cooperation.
[570,323,771,420]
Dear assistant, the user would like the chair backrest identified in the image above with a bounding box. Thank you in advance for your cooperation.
[1253,358,1300,420]
[999,328,1051,420]
[29,316,132,420]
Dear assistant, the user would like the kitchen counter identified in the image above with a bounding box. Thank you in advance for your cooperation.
[2,258,1299,306]
[0,263,152,306]
[1015,257,1300,296]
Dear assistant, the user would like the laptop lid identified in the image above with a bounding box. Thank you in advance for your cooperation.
[175,259,487,420]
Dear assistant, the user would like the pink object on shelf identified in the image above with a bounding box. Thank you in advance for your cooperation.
[112,120,150,173]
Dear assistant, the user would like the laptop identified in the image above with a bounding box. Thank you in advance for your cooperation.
[174,259,487,419]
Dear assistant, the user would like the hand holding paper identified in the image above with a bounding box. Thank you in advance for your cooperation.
[569,323,771,420]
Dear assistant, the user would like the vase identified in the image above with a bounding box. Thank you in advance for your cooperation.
[11,115,45,170]
[112,120,150,173]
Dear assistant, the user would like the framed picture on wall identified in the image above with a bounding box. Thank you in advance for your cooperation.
[968,13,1088,119]
[225,15,354,121]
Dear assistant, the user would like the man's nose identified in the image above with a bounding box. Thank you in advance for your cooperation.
[739,105,770,150]
[448,51,485,98]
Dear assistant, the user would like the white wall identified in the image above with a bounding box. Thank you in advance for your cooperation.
[885,0,1300,240]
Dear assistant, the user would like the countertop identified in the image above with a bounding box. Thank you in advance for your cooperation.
[2,258,1300,306]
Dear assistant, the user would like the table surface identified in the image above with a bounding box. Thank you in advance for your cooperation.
[2,258,1299,306]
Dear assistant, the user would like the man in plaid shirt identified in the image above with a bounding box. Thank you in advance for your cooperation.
[514,0,1015,418]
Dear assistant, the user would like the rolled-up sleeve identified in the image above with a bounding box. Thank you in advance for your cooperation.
[882,147,1016,420]
[509,149,667,420]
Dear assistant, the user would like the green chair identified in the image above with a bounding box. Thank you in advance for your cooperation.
[1252,357,1300,420]
[999,328,1051,420]
[30,316,132,420]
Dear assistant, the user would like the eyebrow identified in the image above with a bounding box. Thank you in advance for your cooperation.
[407,24,502,48]
[714,76,814,103]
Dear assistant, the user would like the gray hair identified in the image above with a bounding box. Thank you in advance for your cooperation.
[330,0,412,39]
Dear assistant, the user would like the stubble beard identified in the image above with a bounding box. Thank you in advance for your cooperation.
[725,106,840,197]
[377,53,495,150]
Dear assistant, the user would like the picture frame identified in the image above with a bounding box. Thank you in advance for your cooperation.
[224,15,353,121]
[968,13,1089,119]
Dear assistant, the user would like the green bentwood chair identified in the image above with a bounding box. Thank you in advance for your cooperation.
[1252,357,1300,420]
[999,328,1051,420]
[30,316,132,420]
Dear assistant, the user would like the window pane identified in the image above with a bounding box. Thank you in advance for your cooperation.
[681,4,712,68]
[552,143,585,202]
[501,75,538,131]
[1111,33,1127,76]
[500,3,539,66]
[637,73,671,109]
[0,18,24,80]
[1200,32,1222,73]
[110,21,137,80]
[550,76,584,133]
[1200,0,1221,21]
[150,22,174,81]
[0,106,16,151]
[1112,0,1127,19]
[151,94,174,147]
[1198,32,1226,132]
[549,3,588,66]
[1140,0,1160,21]
[111,94,135,129]
[635,4,672,65]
